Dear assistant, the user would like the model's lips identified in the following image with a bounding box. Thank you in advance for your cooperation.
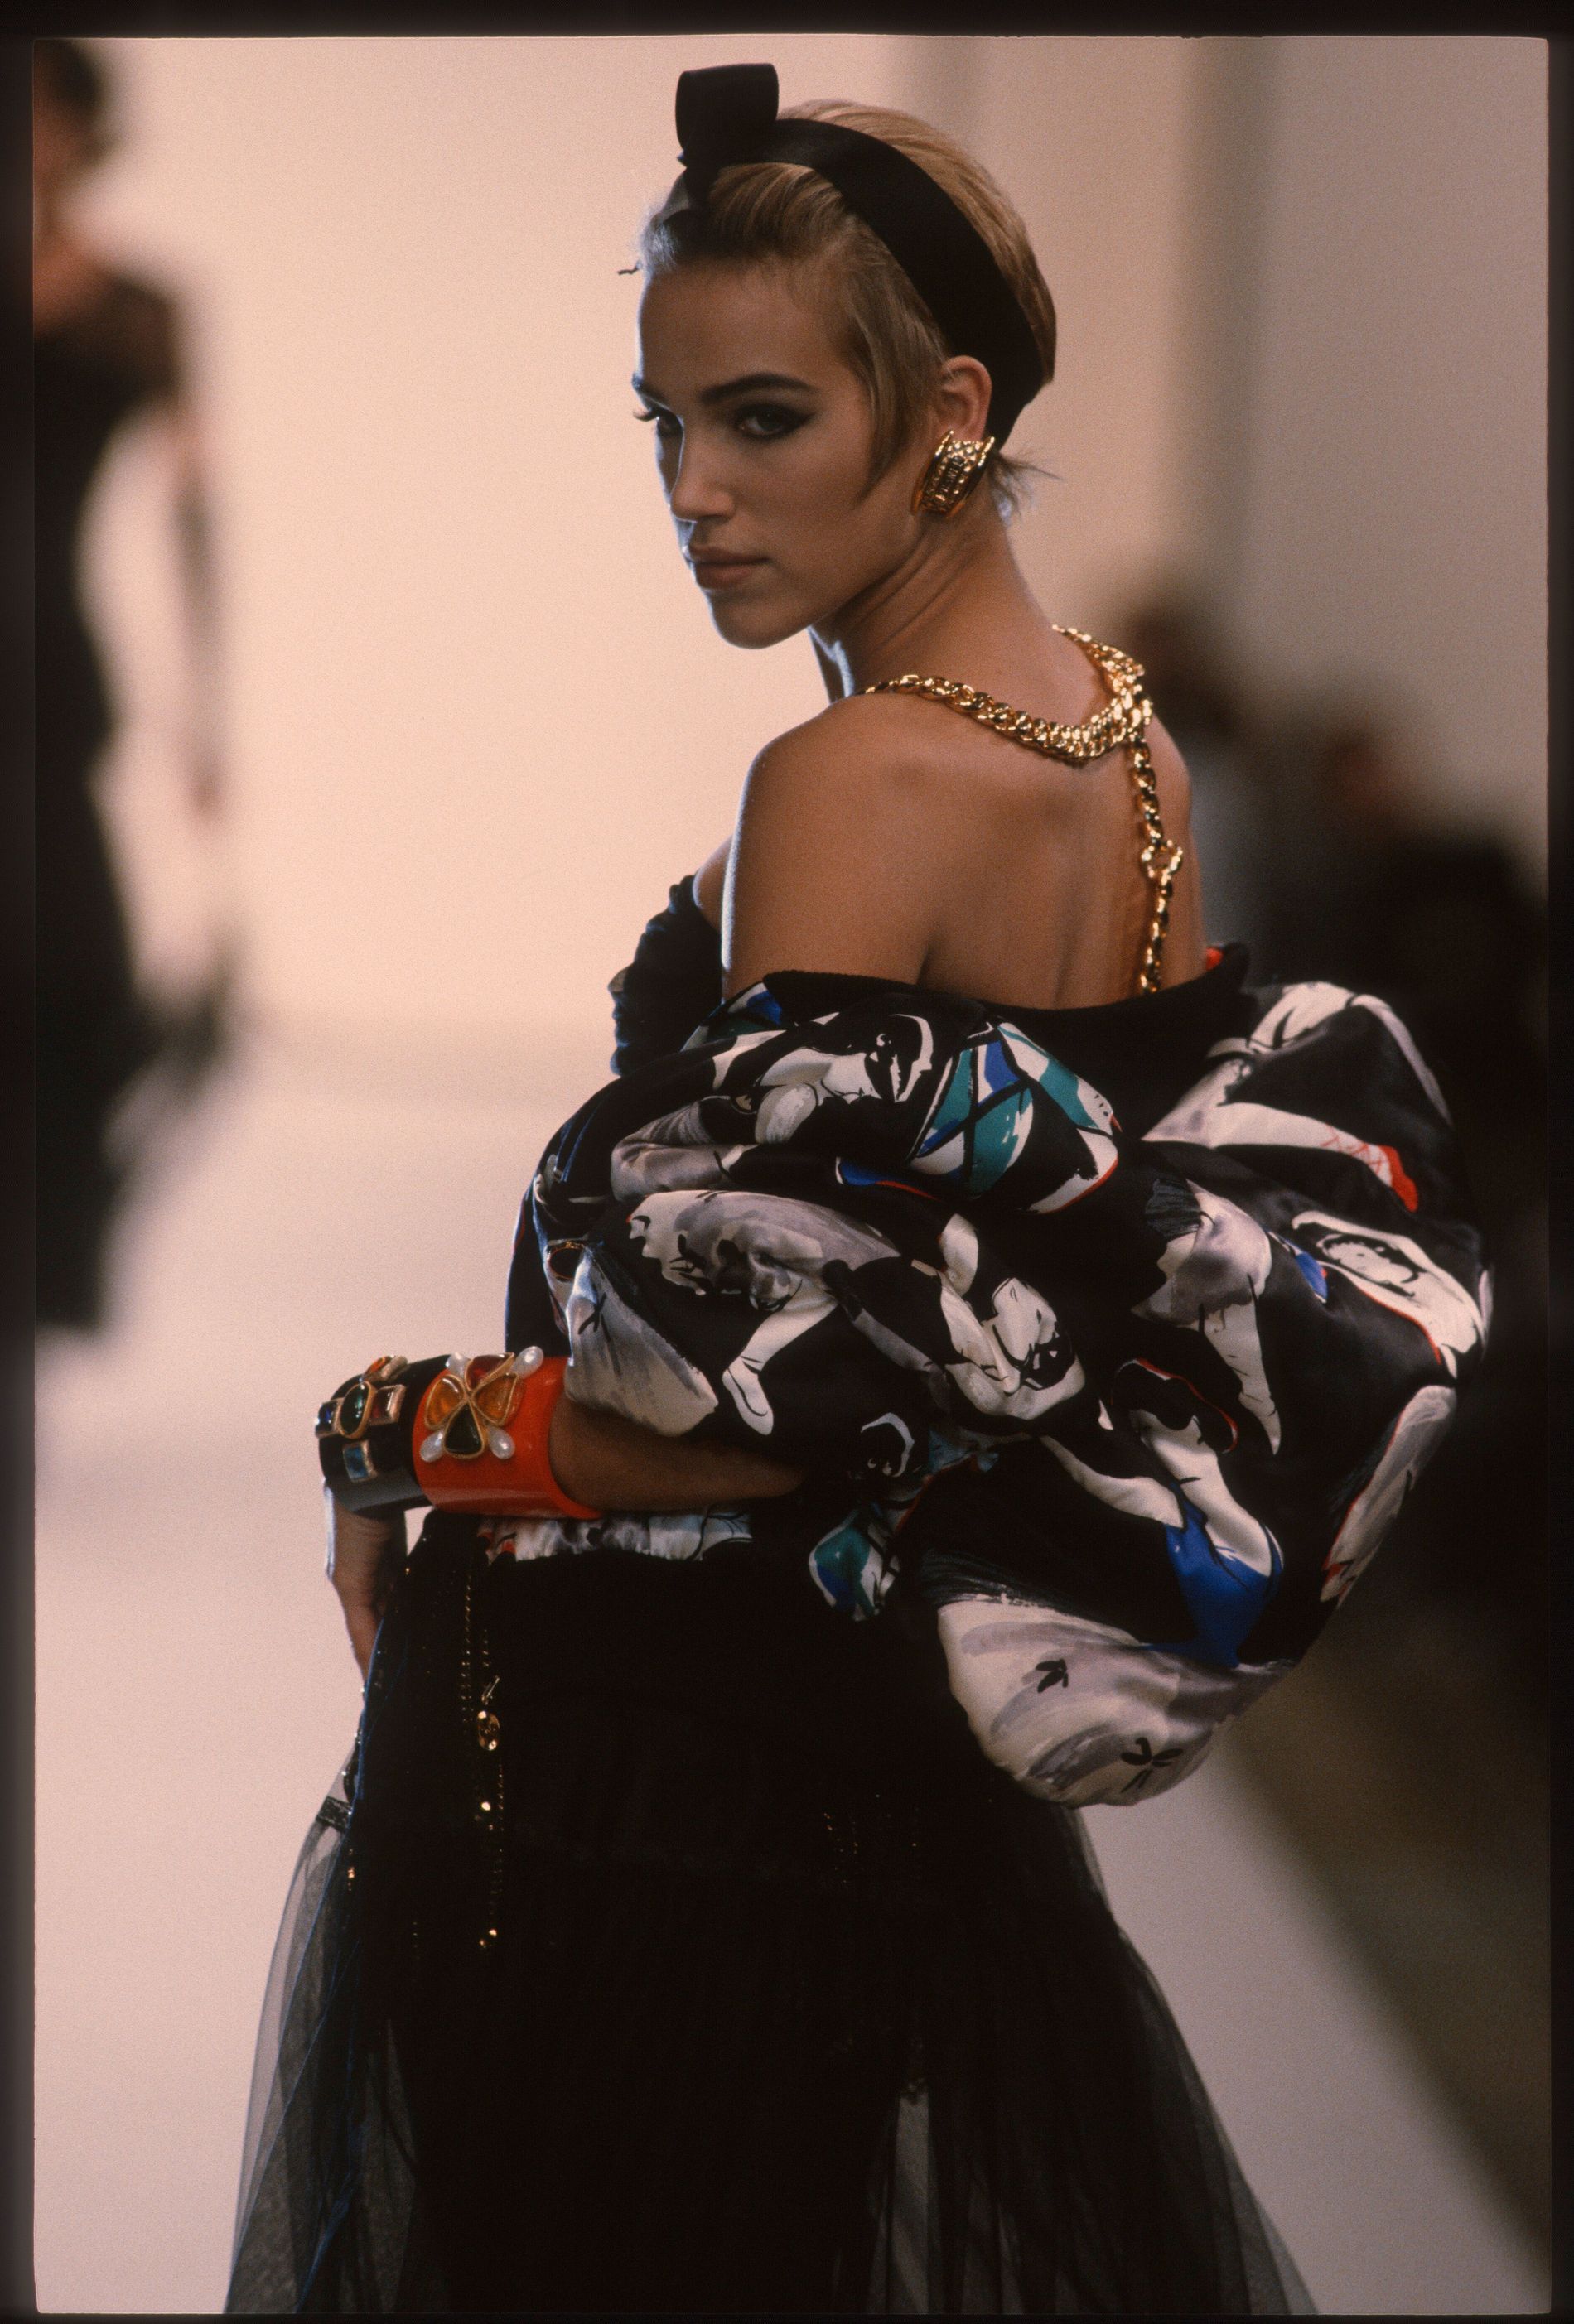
[688,552,767,591]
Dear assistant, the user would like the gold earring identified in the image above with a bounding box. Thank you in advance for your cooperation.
[912,430,997,518]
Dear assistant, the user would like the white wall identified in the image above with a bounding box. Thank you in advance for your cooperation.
[1219,36,1547,874]
[83,36,905,1059]
[899,36,1206,630]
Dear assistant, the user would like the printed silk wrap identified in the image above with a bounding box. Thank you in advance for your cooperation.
[500,967,1489,1810]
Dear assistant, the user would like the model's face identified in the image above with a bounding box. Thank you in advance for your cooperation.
[634,260,928,649]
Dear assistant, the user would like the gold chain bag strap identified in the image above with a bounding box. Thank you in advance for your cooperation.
[863,627,1183,994]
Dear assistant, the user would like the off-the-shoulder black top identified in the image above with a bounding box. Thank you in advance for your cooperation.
[610,869,1253,1136]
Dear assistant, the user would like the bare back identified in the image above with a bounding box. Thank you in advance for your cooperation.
[702,624,1207,1011]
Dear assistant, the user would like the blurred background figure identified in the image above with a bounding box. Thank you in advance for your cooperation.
[1152,654,1552,2249]
[1266,707,1547,1734]
[1269,716,1543,1097]
[33,35,231,1334]
[1113,598,1549,1760]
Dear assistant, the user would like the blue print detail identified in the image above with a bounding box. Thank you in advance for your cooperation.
[735,986,785,1029]
[914,1037,1035,1193]
[979,1035,1016,1100]
[916,1054,977,1160]
[1148,1502,1282,1669]
[836,1159,937,1198]
[1287,1247,1329,1299]
[807,1515,888,1620]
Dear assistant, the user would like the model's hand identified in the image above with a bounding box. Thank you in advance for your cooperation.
[324,1487,406,1681]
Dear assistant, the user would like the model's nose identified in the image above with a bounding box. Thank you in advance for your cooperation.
[667,441,732,523]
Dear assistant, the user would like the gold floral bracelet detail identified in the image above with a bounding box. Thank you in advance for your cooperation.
[417,1348,545,1464]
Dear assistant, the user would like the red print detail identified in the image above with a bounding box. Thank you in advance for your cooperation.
[1379,1145,1419,1212]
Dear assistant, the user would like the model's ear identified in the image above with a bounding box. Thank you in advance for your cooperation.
[932,355,993,447]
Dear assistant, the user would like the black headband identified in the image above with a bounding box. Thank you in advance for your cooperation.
[673,63,1050,446]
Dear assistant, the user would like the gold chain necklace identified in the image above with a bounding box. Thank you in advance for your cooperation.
[862,625,1183,995]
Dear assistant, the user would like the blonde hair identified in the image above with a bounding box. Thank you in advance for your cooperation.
[636,99,1056,517]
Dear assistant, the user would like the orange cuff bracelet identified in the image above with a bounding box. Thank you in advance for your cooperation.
[413,1349,601,1521]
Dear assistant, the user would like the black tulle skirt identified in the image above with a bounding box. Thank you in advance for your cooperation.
[226,1521,1313,2314]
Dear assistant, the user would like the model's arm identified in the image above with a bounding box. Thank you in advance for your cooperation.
[327,1389,804,1680]
[548,1392,804,1510]
[171,417,222,817]
[128,287,225,818]
[159,374,224,820]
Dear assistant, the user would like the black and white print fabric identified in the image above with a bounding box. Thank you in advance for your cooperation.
[499,965,1488,1809]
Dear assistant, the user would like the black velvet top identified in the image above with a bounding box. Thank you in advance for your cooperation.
[609,869,1254,1135]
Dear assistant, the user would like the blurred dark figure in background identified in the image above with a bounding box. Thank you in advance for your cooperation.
[1268,718,1543,1152]
[1119,594,1547,1733]
[1263,714,1547,1728]
[1241,706,1549,2240]
[34,36,229,1333]
[1109,625,1549,2233]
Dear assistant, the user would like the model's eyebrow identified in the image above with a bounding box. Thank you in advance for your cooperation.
[632,372,816,407]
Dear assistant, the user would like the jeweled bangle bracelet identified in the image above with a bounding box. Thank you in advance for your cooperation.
[316,1348,601,1520]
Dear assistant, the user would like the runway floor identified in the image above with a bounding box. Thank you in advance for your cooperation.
[34,1029,1549,2314]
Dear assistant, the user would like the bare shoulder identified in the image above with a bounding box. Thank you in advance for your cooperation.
[732,695,942,869]
[744,691,939,802]
[694,701,928,938]
[735,693,936,887]
[724,697,945,991]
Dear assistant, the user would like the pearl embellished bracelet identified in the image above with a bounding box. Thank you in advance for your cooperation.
[416,1350,601,1520]
[316,1348,601,1521]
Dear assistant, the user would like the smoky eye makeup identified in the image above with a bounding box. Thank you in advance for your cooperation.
[632,397,813,442]
[731,402,811,439]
